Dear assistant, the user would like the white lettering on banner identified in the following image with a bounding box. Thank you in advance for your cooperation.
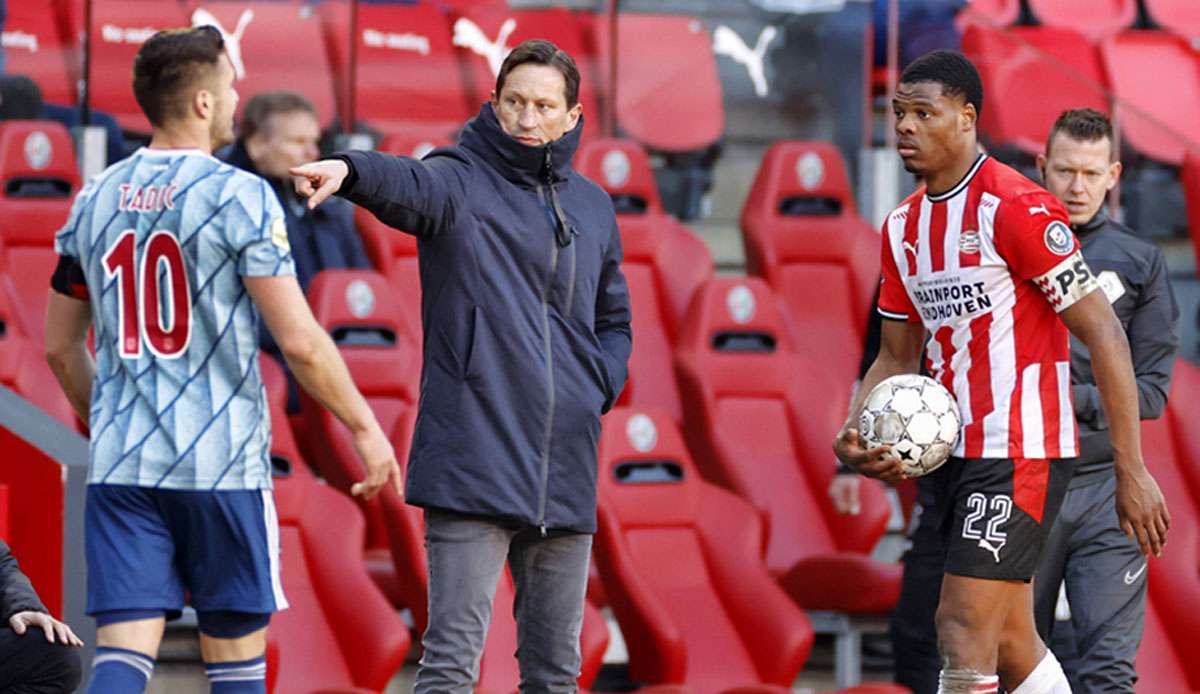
[1,31,39,53]
[362,29,430,55]
[101,25,159,44]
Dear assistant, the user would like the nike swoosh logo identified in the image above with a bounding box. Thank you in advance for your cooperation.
[1124,563,1147,585]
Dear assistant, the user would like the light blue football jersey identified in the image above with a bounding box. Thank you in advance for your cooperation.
[55,148,295,490]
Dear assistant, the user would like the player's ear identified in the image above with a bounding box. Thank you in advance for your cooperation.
[1107,160,1123,190]
[1035,153,1048,183]
[194,87,213,120]
[960,102,977,133]
[566,101,582,131]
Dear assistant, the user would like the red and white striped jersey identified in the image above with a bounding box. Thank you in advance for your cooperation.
[878,155,1099,460]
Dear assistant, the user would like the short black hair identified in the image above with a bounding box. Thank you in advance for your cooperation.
[1046,108,1114,159]
[900,49,983,116]
[132,25,225,127]
[495,39,580,109]
[241,91,316,140]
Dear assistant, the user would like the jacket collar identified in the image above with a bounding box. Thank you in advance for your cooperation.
[1073,207,1108,237]
[458,102,582,188]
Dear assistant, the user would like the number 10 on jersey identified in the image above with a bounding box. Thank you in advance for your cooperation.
[102,230,192,359]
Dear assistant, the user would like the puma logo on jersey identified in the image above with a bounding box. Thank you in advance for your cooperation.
[1028,204,1050,216]
[453,17,516,76]
[712,25,778,97]
[192,8,254,80]
[978,537,1004,564]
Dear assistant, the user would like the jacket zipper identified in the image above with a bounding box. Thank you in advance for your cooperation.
[536,181,556,537]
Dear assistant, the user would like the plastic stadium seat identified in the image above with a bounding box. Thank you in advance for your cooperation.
[954,0,1021,29]
[1167,358,1200,504]
[267,472,410,694]
[963,25,1109,155]
[1145,0,1200,38]
[86,1,190,132]
[1180,151,1200,270]
[448,6,601,135]
[594,407,813,692]
[1027,0,1138,42]
[298,270,420,603]
[259,355,309,480]
[377,409,610,690]
[319,2,470,139]
[673,278,900,614]
[192,3,337,130]
[5,1,76,105]
[600,14,723,152]
[1138,600,1200,693]
[0,121,80,339]
[1139,416,1200,689]
[740,141,879,384]
[1101,32,1200,166]
[575,139,712,422]
[0,336,79,430]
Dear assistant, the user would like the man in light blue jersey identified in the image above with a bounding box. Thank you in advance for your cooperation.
[42,26,400,694]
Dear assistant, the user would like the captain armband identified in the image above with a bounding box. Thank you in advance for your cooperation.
[1032,250,1098,313]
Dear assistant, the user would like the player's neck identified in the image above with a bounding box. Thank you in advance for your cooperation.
[148,123,213,156]
[925,146,982,198]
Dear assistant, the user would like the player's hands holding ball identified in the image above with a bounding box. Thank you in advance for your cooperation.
[350,424,403,501]
[833,427,906,483]
[289,159,350,210]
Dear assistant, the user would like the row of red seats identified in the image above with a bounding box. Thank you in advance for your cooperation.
[961,0,1200,41]
[7,0,724,154]
[962,23,1200,164]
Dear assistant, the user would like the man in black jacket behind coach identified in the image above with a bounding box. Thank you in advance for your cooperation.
[290,40,632,692]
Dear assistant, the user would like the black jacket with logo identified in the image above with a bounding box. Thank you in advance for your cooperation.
[1069,211,1179,484]
[332,105,632,533]
[0,539,46,624]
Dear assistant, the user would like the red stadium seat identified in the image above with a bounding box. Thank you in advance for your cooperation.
[0,336,79,430]
[267,473,410,693]
[1167,358,1200,502]
[963,25,1109,155]
[1180,151,1200,270]
[298,270,420,605]
[86,1,190,132]
[600,14,723,152]
[954,0,1021,29]
[1145,0,1200,38]
[575,139,712,422]
[448,6,601,138]
[377,409,610,689]
[259,355,310,480]
[1101,32,1200,166]
[593,407,813,690]
[0,121,80,339]
[1137,600,1200,693]
[740,141,879,384]
[1027,0,1138,42]
[673,278,899,613]
[5,1,76,105]
[1139,416,1200,689]
[319,2,470,139]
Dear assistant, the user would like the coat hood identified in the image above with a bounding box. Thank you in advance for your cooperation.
[458,102,583,189]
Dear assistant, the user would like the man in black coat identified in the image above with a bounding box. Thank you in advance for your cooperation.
[0,539,83,693]
[291,40,632,692]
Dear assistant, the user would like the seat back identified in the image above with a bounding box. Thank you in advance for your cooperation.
[1136,599,1198,692]
[269,474,410,692]
[1027,0,1138,41]
[674,278,889,574]
[1180,152,1200,271]
[5,1,76,105]
[0,121,80,338]
[595,407,810,689]
[963,25,1109,155]
[1145,0,1200,38]
[740,141,878,382]
[576,138,664,216]
[955,0,1021,28]
[1167,358,1200,502]
[1101,32,1200,165]
[259,355,307,479]
[300,270,419,548]
[320,1,469,139]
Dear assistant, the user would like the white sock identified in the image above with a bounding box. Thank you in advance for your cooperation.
[1011,649,1072,694]
[937,668,1000,693]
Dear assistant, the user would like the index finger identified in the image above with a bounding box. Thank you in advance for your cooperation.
[307,179,340,210]
[391,461,404,497]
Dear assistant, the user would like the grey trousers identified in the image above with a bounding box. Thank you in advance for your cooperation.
[1033,475,1146,693]
[414,508,592,694]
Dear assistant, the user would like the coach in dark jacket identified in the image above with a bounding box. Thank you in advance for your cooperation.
[291,40,631,692]
[0,539,83,693]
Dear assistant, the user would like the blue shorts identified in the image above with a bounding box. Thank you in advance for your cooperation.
[85,484,288,618]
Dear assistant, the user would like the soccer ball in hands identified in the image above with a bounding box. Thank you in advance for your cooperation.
[857,374,961,477]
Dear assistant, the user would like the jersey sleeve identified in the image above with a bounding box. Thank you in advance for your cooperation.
[995,191,1098,313]
[53,182,95,260]
[877,216,919,322]
[227,176,297,279]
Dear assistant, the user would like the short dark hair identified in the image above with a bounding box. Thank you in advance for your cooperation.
[241,91,317,140]
[132,25,225,128]
[900,49,984,116]
[1046,108,1114,159]
[495,39,580,109]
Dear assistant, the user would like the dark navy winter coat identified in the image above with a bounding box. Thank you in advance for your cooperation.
[333,104,632,533]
